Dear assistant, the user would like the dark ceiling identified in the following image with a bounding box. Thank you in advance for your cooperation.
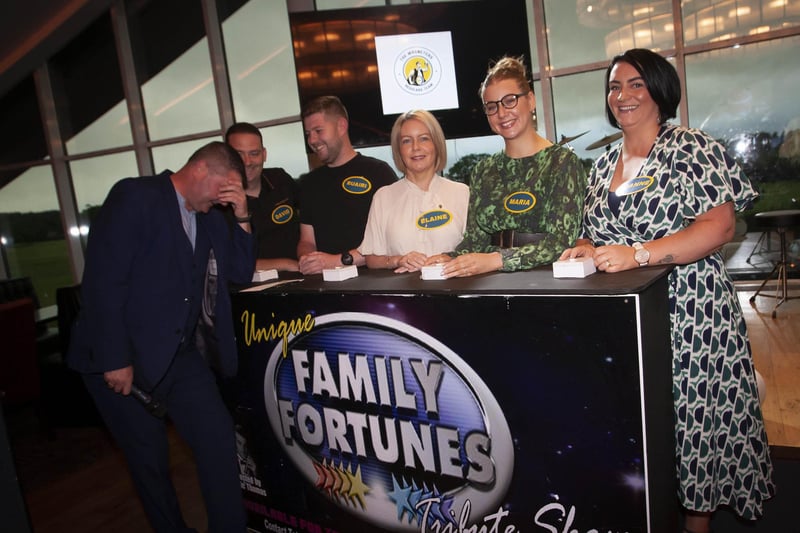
[0,0,114,98]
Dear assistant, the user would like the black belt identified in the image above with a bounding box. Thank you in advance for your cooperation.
[490,230,546,248]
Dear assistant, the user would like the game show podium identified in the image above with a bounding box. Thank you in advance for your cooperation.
[230,266,677,533]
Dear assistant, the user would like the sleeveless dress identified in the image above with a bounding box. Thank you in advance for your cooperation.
[582,123,774,518]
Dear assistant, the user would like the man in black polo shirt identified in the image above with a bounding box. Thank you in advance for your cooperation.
[226,122,300,272]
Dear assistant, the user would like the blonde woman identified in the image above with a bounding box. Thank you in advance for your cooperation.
[359,110,468,272]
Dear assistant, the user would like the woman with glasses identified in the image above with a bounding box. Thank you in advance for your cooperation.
[435,55,587,277]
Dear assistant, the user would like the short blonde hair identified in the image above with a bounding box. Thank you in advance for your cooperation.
[390,110,447,174]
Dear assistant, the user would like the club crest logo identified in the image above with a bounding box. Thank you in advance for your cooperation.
[394,46,442,97]
[263,312,514,531]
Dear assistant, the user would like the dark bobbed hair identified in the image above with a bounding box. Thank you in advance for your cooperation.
[301,95,349,123]
[189,141,247,188]
[604,48,681,128]
[390,110,447,174]
[225,122,262,144]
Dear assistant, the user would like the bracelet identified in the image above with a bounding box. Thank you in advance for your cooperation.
[235,213,252,223]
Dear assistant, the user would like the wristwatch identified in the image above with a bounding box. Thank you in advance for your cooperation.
[340,252,354,266]
[632,242,650,267]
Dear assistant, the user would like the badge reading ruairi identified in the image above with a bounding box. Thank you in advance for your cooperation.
[341,176,372,195]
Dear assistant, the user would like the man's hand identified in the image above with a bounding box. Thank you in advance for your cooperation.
[298,251,339,275]
[104,365,134,396]
[218,178,249,220]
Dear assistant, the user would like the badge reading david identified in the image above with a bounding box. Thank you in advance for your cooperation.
[271,205,293,225]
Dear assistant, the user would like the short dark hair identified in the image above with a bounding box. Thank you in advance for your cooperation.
[604,48,681,128]
[189,141,247,188]
[301,95,349,122]
[225,122,262,144]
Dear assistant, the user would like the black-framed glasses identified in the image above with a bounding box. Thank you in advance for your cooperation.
[482,92,530,115]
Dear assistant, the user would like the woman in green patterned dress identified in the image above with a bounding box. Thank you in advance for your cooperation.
[560,48,774,533]
[434,56,586,277]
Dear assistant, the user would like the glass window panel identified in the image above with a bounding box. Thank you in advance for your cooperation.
[446,136,504,179]
[0,165,71,307]
[152,139,218,175]
[526,0,539,73]
[260,122,312,180]
[222,1,301,123]
[65,102,133,155]
[685,36,800,210]
[48,12,132,154]
[0,76,47,171]
[70,152,140,223]
[551,70,611,161]
[546,1,674,69]
[682,0,800,46]
[129,0,219,141]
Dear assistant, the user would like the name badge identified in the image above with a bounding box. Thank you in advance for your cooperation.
[271,205,293,225]
[615,175,654,196]
[417,209,452,229]
[503,191,536,214]
[342,176,372,194]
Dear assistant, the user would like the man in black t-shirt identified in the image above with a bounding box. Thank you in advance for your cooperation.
[226,122,300,272]
[297,96,396,275]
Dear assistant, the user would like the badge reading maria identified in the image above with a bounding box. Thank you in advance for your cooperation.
[263,312,514,531]
[342,176,372,195]
[503,191,536,214]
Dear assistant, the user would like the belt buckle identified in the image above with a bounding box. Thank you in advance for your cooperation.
[503,229,514,248]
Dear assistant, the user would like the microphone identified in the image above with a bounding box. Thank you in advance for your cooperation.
[130,384,167,419]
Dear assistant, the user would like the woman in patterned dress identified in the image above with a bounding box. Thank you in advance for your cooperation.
[561,48,774,533]
[434,56,586,277]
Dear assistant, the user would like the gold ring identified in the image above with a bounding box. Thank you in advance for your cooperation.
[606,260,611,267]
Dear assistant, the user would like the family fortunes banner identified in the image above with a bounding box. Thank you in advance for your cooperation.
[230,291,655,533]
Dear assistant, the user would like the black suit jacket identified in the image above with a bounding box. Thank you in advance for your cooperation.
[67,172,255,387]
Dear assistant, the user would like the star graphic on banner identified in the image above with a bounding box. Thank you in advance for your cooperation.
[345,464,370,509]
[387,474,415,522]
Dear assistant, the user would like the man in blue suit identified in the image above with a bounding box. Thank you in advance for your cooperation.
[68,141,255,532]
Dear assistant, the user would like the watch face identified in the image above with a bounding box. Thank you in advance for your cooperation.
[634,246,650,264]
[341,252,354,265]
